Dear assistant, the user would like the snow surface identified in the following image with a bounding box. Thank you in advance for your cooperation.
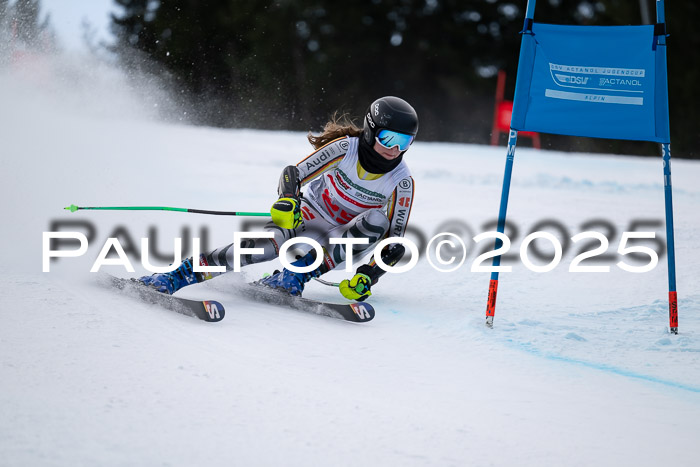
[1,52,700,466]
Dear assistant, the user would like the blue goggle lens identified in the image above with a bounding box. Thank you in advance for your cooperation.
[376,129,414,151]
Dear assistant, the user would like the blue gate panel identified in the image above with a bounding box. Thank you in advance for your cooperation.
[511,23,670,143]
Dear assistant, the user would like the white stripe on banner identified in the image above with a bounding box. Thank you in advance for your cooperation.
[545,89,643,106]
[549,63,645,77]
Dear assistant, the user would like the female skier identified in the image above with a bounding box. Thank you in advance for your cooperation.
[138,95,417,302]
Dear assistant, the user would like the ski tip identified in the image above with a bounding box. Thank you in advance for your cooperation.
[349,302,375,322]
[202,300,226,322]
[64,204,79,213]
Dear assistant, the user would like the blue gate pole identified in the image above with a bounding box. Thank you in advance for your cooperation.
[485,0,537,328]
[662,144,678,333]
[486,129,518,328]
[656,0,678,334]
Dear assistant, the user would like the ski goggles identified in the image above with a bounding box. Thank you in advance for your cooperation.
[375,129,414,151]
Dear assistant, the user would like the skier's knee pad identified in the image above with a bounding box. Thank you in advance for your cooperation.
[362,209,390,235]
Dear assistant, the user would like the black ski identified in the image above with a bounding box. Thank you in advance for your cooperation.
[243,283,375,323]
[107,276,225,322]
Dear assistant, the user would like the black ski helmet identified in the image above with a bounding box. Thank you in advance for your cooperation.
[363,96,419,149]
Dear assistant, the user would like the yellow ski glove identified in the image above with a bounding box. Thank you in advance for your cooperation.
[339,273,372,302]
[270,197,302,229]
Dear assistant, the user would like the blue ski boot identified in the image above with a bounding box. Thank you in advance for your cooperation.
[259,250,329,296]
[138,256,202,294]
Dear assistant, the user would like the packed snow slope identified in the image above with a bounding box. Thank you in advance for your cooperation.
[1,54,700,466]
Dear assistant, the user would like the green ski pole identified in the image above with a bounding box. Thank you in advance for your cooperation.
[64,204,271,217]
